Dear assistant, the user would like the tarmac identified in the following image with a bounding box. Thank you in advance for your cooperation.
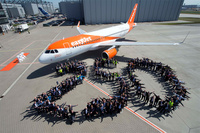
[0,15,200,133]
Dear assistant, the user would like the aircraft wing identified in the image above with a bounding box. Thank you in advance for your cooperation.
[97,41,180,47]
[96,32,189,47]
[77,21,87,34]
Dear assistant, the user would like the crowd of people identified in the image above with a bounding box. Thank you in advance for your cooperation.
[32,75,84,124]
[31,57,190,124]
[94,69,121,81]
[84,58,132,120]
[93,57,120,81]
[55,60,87,76]
[83,96,125,120]
[94,57,118,68]
[127,57,190,114]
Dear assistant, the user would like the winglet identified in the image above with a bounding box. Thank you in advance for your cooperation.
[76,21,87,34]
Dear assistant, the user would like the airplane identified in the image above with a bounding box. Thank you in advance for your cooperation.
[38,7,51,17]
[39,3,180,64]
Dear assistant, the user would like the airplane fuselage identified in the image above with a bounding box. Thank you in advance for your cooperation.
[39,23,132,64]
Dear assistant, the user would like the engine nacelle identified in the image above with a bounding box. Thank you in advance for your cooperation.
[102,48,118,59]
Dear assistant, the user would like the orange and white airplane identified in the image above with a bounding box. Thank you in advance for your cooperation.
[39,4,179,64]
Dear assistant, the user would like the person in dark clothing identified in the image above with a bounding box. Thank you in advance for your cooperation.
[153,93,161,107]
[145,91,153,104]
[149,95,155,107]
[63,107,69,119]
[70,110,78,124]
[83,107,90,119]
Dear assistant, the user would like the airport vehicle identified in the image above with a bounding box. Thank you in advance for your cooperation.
[39,4,179,64]
[15,24,29,32]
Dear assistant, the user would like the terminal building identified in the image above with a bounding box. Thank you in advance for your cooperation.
[59,0,184,24]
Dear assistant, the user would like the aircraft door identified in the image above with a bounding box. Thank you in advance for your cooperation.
[63,42,72,55]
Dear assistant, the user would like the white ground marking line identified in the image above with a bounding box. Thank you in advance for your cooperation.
[0,40,50,66]
[0,31,62,101]
[84,78,166,133]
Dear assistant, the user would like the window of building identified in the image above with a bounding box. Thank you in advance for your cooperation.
[0,18,9,25]
[0,10,6,17]
[0,4,2,9]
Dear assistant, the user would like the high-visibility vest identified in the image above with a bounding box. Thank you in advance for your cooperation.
[169,101,173,108]
[115,73,118,77]
[59,69,62,73]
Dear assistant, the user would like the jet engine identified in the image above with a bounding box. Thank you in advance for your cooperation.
[102,47,118,59]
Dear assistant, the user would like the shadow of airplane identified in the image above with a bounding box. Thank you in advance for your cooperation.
[27,46,136,79]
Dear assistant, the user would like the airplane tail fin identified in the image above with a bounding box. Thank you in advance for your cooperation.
[38,7,50,17]
[127,3,138,24]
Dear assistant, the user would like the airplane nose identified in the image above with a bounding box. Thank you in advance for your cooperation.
[39,54,47,64]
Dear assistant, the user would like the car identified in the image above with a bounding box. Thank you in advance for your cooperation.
[43,23,51,27]
[52,22,59,26]
[56,19,63,23]
[26,19,32,23]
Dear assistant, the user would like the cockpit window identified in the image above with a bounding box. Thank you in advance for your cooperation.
[45,49,58,54]
[55,49,58,53]
[45,50,50,53]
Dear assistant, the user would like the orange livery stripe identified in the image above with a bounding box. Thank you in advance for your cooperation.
[47,34,119,50]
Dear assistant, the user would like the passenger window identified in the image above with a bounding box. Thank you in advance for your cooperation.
[55,49,58,53]
[50,50,54,53]
[45,50,50,53]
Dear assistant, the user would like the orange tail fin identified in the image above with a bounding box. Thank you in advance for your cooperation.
[127,3,138,24]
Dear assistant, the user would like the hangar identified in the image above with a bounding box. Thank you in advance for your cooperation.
[59,0,184,24]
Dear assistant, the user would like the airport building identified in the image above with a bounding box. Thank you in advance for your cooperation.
[0,0,54,18]
[22,2,54,16]
[182,5,200,11]
[0,3,9,33]
[59,0,184,24]
[59,0,84,21]
[1,3,25,18]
